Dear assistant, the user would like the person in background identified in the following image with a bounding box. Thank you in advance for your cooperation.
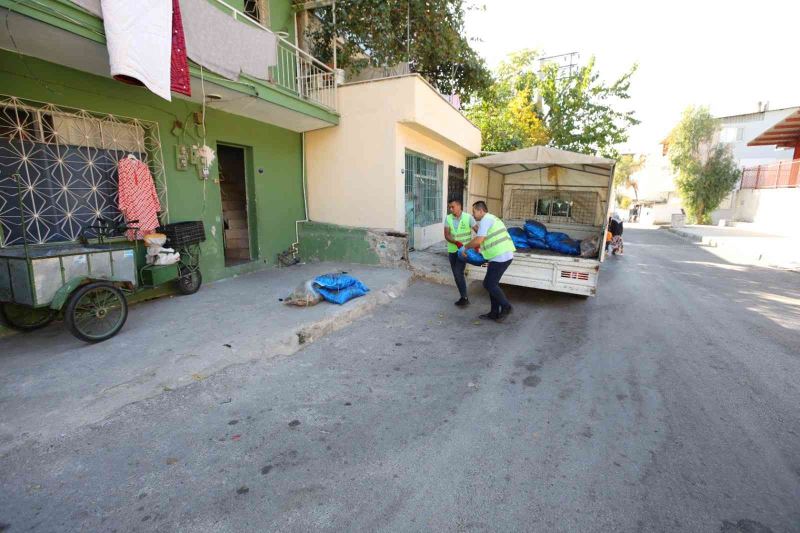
[607,212,624,255]
[444,198,477,307]
[461,201,515,322]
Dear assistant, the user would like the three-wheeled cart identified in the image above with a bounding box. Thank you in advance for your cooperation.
[0,217,204,343]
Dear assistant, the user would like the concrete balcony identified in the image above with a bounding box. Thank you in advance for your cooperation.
[0,0,339,131]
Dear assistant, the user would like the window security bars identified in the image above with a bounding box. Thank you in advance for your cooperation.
[0,95,167,247]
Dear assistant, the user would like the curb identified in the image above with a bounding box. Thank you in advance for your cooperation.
[272,274,412,356]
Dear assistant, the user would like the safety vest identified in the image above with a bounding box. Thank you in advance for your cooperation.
[446,213,473,253]
[481,214,516,260]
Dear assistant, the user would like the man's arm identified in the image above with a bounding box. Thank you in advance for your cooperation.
[444,226,462,246]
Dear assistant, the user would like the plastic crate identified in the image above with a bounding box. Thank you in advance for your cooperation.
[157,221,206,247]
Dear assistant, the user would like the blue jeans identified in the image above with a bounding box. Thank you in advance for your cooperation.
[483,259,512,315]
[448,252,468,299]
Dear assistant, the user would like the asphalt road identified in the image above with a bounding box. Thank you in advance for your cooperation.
[1,227,799,532]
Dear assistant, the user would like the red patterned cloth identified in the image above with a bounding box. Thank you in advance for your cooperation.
[117,157,161,240]
[170,0,191,96]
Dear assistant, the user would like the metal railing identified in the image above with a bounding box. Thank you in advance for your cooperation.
[740,159,800,189]
[212,0,338,112]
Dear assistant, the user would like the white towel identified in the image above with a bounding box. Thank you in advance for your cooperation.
[101,0,173,101]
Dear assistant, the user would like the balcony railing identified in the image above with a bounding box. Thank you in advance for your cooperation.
[741,159,800,189]
[214,0,338,112]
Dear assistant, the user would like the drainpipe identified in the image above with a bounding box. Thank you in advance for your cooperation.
[293,131,309,256]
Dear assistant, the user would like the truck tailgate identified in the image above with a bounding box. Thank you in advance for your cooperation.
[466,253,600,296]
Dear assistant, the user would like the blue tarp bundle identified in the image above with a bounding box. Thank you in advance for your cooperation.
[313,273,370,305]
[524,220,548,240]
[456,246,487,266]
[508,227,530,250]
[527,237,548,250]
[545,232,581,256]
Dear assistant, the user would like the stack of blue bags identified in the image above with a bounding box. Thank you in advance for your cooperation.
[510,219,581,256]
[313,273,370,305]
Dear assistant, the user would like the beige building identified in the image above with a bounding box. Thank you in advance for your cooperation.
[305,74,482,250]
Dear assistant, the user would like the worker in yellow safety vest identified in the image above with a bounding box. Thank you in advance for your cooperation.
[461,201,516,322]
[444,198,477,307]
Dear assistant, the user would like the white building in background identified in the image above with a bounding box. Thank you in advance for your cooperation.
[716,105,799,168]
[626,104,800,225]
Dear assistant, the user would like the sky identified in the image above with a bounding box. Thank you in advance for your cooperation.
[464,0,800,154]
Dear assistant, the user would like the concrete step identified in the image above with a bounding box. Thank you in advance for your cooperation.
[225,228,249,239]
[225,248,251,260]
[226,218,248,230]
[225,238,251,250]
[224,210,247,221]
[222,200,246,210]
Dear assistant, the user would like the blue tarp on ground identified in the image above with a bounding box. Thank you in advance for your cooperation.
[313,273,370,304]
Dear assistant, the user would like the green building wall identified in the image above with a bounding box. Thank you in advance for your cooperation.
[0,49,306,283]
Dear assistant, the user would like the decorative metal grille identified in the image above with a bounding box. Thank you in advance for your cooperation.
[507,189,598,225]
[0,95,167,247]
[404,151,443,228]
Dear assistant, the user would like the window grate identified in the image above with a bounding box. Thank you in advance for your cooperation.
[0,95,167,247]
[404,151,443,228]
[507,189,598,225]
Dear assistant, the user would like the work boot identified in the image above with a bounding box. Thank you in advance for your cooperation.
[455,297,470,307]
[495,306,514,323]
[479,312,498,320]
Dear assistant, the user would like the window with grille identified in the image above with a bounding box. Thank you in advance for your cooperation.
[404,151,443,227]
[244,0,270,26]
[507,189,598,225]
[0,95,167,247]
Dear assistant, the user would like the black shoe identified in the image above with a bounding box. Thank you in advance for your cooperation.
[479,312,498,320]
[495,306,514,323]
[455,297,470,307]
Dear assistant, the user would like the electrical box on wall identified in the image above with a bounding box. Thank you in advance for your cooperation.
[175,144,189,170]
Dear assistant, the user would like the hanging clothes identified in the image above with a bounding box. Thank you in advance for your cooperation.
[170,0,191,97]
[117,157,161,240]
[102,0,173,101]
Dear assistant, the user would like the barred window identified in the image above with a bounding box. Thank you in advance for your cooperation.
[0,96,167,247]
[404,151,443,227]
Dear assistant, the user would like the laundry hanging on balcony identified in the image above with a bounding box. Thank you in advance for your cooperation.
[179,0,277,82]
[99,0,190,100]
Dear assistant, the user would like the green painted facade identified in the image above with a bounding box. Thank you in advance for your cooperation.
[1,48,309,279]
[298,222,382,265]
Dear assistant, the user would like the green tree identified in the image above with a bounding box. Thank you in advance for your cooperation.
[614,154,644,199]
[465,50,639,158]
[537,57,639,159]
[465,50,549,152]
[301,0,492,99]
[668,106,741,224]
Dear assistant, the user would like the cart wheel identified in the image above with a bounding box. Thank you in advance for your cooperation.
[176,267,202,295]
[65,282,128,343]
[1,303,55,331]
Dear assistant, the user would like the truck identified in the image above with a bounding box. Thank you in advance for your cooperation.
[466,146,616,297]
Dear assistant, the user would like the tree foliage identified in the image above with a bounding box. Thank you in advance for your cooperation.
[668,106,741,224]
[465,49,639,158]
[614,154,644,199]
[465,51,548,152]
[302,0,492,99]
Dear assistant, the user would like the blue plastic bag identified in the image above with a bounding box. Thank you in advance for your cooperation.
[524,220,548,240]
[313,273,370,304]
[314,273,359,290]
[508,227,530,250]
[316,281,370,305]
[545,233,580,255]
[456,246,487,266]
[527,237,548,250]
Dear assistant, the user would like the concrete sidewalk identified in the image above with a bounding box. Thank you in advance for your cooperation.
[408,240,455,286]
[0,263,412,453]
[667,225,800,271]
